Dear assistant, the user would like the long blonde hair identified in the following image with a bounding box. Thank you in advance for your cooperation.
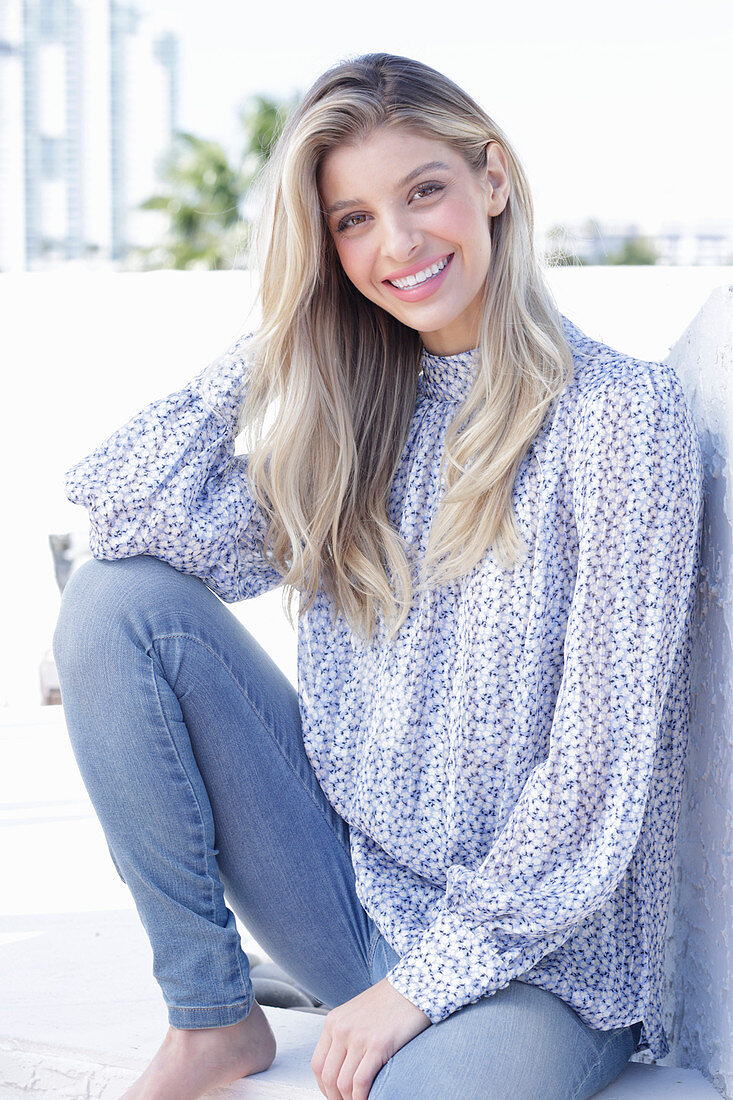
[237,53,573,640]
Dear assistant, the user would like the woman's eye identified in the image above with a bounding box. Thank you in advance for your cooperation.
[412,183,443,201]
[336,213,368,233]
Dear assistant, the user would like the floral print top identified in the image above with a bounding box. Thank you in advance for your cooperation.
[65,315,703,1059]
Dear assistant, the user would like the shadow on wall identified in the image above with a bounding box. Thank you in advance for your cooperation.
[660,285,733,1098]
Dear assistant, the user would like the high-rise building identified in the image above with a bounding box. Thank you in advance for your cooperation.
[0,0,179,271]
[0,3,25,270]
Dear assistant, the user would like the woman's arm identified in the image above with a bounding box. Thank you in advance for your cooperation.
[65,333,283,601]
[383,359,704,1023]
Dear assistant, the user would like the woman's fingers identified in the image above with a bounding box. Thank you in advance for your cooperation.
[310,979,430,1098]
[316,1039,383,1100]
[348,1048,386,1100]
[312,1032,343,1100]
[333,1042,366,1099]
[317,1035,349,1099]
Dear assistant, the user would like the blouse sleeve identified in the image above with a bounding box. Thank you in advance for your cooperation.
[65,332,283,601]
[384,360,704,1023]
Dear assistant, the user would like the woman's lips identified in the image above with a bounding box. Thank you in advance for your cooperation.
[381,253,454,302]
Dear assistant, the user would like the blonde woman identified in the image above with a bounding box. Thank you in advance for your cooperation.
[54,53,703,1100]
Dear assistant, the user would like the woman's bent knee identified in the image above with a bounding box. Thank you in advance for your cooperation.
[56,556,136,657]
[55,557,113,669]
[53,555,194,675]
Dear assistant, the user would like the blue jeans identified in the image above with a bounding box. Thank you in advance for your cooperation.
[53,555,641,1099]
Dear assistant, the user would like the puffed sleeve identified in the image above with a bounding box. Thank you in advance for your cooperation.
[384,360,704,1023]
[65,332,283,601]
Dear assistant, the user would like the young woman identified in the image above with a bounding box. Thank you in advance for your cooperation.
[54,53,703,1100]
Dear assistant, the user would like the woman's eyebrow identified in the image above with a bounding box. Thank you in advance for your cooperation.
[326,197,363,216]
[324,161,452,217]
[399,160,451,186]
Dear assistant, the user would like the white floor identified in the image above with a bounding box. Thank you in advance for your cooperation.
[0,708,720,1098]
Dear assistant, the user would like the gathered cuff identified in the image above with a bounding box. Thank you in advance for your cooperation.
[385,909,508,1024]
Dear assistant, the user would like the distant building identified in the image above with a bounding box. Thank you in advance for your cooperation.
[0,0,180,271]
[0,4,25,269]
[653,225,733,267]
[542,219,733,267]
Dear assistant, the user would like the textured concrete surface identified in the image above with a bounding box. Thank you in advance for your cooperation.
[664,287,733,1099]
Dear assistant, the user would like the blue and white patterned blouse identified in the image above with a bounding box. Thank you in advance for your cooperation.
[66,315,703,1059]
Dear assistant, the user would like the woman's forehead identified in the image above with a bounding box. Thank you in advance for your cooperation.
[318,129,463,196]
[324,126,454,165]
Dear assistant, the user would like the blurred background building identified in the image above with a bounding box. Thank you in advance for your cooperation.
[544,218,733,268]
[0,0,179,270]
[1,1,732,273]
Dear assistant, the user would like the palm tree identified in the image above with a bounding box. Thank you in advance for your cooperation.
[240,94,294,186]
[237,93,299,225]
[130,94,296,271]
[132,132,245,270]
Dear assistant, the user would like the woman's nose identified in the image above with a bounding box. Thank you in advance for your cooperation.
[379,213,422,264]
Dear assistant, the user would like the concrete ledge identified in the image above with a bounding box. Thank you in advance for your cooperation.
[593,1064,721,1099]
[0,906,721,1100]
[0,1007,324,1098]
[0,1025,721,1099]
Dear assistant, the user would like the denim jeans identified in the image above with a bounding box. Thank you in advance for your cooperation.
[54,554,641,1099]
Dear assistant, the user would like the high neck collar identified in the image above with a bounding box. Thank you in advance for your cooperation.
[420,345,479,402]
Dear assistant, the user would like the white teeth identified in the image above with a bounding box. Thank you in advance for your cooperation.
[390,256,449,289]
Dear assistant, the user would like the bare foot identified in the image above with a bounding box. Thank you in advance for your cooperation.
[120,999,277,1099]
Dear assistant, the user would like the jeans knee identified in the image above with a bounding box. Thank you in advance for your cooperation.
[53,555,163,675]
[54,557,107,670]
[53,554,212,687]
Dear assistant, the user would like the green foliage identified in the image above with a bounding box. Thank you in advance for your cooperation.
[605,235,659,266]
[129,94,297,271]
[239,93,297,188]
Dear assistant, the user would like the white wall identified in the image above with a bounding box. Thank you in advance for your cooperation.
[0,268,730,1093]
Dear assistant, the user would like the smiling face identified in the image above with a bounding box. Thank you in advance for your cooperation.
[319,127,510,357]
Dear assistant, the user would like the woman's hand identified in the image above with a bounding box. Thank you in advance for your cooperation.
[310,976,431,1100]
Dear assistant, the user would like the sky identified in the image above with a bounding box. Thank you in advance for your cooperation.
[132,0,733,236]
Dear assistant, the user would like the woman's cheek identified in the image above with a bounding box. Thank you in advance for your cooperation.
[333,238,356,277]
[430,196,485,240]
[338,242,375,296]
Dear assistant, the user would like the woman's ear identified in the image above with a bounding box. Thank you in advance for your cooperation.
[484,141,510,217]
